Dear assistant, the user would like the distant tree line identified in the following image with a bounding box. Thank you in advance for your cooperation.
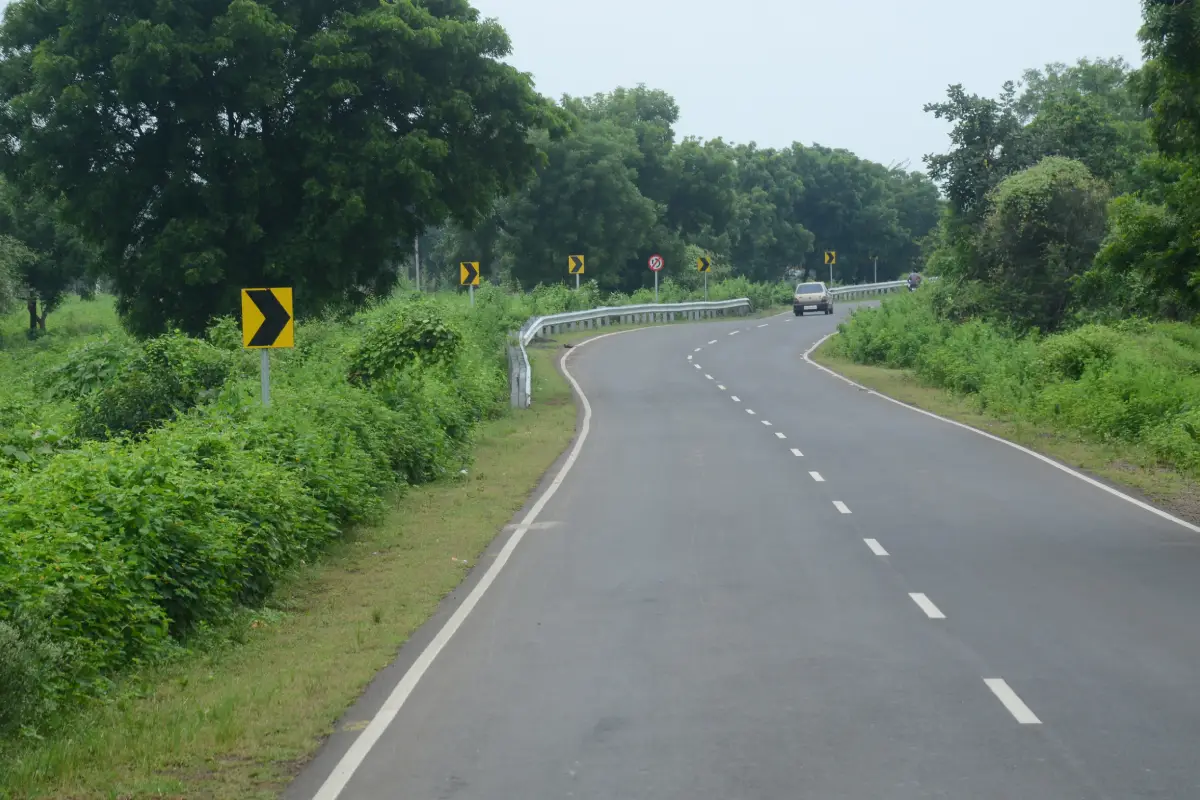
[0,0,941,335]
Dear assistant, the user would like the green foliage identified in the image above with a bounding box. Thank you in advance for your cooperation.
[973,157,1110,332]
[75,334,233,440]
[0,0,558,336]
[347,304,463,386]
[46,338,135,401]
[833,291,1200,471]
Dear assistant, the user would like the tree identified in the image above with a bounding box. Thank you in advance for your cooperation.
[974,157,1109,332]
[0,0,557,335]
[923,83,1031,224]
[0,183,96,330]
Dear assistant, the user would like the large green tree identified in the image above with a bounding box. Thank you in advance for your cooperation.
[0,0,556,334]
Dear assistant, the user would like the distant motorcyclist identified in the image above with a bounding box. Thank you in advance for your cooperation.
[907,271,922,291]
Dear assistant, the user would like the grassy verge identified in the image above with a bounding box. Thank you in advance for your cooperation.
[0,345,577,799]
[811,335,1200,524]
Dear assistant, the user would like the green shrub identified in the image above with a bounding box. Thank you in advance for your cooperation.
[74,333,232,439]
[347,303,462,386]
[45,337,135,400]
[0,612,72,738]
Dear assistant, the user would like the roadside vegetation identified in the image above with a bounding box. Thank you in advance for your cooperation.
[821,4,1200,509]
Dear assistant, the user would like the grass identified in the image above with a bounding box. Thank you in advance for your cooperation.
[0,344,578,799]
[811,335,1200,524]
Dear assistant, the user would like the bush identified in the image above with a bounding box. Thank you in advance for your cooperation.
[45,337,135,401]
[347,303,462,386]
[834,289,1200,473]
[74,333,232,439]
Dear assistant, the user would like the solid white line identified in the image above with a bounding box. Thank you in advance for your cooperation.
[758,324,768,328]
[984,679,1042,724]
[762,420,773,426]
[909,593,945,619]
[729,330,739,336]
[802,332,1200,536]
[791,448,804,457]
[705,374,713,380]
[864,538,888,556]
[731,396,740,402]
[775,432,787,439]
[833,500,851,514]
[809,471,825,482]
[309,326,628,800]
[709,339,717,345]
[717,385,726,390]
[746,408,756,415]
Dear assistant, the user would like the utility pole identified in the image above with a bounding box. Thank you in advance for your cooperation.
[414,235,421,291]
[873,255,878,283]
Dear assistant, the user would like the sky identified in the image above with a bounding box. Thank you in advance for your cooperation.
[469,0,1146,173]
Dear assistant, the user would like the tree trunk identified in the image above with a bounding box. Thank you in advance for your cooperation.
[37,310,46,330]
[27,297,38,331]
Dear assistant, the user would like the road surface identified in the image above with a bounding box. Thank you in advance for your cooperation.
[292,304,1200,800]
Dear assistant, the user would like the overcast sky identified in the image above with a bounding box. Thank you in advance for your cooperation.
[470,0,1145,173]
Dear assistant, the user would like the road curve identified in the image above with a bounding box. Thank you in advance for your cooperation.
[291,304,1200,800]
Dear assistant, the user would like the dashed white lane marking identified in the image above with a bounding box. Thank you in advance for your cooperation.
[758,324,768,328]
[984,679,1042,724]
[791,448,804,457]
[708,340,717,345]
[864,539,889,556]
[687,355,692,360]
[731,396,740,402]
[705,374,713,380]
[694,347,702,352]
[694,364,701,369]
[761,420,773,426]
[729,330,740,336]
[809,471,825,482]
[909,593,945,619]
[833,501,851,514]
[717,385,726,390]
[746,408,756,415]
[775,432,787,439]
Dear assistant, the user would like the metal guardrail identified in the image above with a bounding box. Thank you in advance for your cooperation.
[505,279,926,407]
[508,299,753,408]
[829,280,909,299]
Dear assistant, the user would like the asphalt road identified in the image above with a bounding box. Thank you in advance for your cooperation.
[293,303,1200,800]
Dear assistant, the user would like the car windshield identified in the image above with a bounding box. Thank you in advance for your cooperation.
[796,283,824,294]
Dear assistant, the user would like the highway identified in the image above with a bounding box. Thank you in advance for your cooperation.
[293,304,1200,800]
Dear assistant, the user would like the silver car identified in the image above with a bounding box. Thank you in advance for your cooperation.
[793,281,833,316]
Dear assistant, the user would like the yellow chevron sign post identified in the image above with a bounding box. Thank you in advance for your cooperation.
[241,287,294,406]
[568,255,585,289]
[824,250,837,284]
[697,257,711,300]
[460,261,480,306]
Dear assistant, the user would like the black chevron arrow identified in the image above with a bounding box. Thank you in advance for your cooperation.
[698,258,710,272]
[461,261,479,284]
[569,256,584,273]
[247,289,291,347]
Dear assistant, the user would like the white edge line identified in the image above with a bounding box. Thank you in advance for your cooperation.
[984,678,1042,724]
[864,538,888,556]
[802,332,1200,536]
[310,326,629,800]
[833,500,851,514]
[809,471,824,482]
[909,592,946,619]
[791,448,804,457]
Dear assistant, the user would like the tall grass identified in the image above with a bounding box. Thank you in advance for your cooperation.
[831,286,1200,475]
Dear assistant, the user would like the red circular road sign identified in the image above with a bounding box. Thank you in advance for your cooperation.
[648,254,664,271]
